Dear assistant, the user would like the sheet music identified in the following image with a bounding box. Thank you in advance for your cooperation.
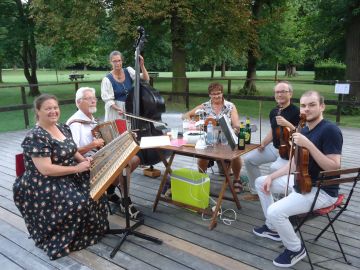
[140,135,171,148]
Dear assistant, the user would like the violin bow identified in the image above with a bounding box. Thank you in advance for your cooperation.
[123,112,167,127]
[285,141,295,197]
[259,100,262,143]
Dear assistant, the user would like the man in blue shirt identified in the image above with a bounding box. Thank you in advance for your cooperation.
[253,90,343,268]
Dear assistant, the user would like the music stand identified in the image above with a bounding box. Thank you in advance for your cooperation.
[107,165,162,258]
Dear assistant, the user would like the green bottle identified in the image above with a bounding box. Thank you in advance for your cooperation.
[245,117,251,144]
[238,122,245,150]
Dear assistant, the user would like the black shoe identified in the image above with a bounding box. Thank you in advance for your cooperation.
[107,185,121,205]
[120,197,143,220]
[107,193,121,204]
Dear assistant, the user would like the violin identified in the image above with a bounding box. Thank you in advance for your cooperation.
[275,107,291,160]
[292,114,312,194]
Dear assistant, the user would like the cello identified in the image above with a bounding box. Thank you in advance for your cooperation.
[290,114,312,194]
[125,26,169,165]
[275,106,291,160]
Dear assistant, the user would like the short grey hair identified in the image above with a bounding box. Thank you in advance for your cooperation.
[75,87,96,108]
[109,50,123,61]
[274,81,293,93]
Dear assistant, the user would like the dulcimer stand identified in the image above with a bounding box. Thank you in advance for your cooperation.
[108,165,162,258]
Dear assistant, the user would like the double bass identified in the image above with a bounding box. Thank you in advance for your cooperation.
[125,26,169,165]
[291,114,312,194]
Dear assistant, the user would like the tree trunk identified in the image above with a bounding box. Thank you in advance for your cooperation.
[242,0,261,96]
[221,60,225,77]
[285,64,297,77]
[275,62,278,82]
[211,63,215,78]
[0,63,3,83]
[22,34,40,96]
[15,0,40,96]
[242,50,257,95]
[169,6,186,102]
[345,14,360,101]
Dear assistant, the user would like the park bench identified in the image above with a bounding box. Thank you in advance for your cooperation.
[69,73,84,81]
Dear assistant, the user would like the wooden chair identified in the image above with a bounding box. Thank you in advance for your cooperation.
[294,167,360,269]
[15,153,25,177]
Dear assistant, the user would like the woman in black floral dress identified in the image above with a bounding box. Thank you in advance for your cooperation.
[13,94,109,260]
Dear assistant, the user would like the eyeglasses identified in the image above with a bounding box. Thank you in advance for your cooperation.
[274,90,290,95]
[82,97,98,102]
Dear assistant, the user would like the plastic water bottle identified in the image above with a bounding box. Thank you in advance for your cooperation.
[207,122,214,144]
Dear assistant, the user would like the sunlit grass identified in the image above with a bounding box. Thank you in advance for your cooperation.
[0,69,358,131]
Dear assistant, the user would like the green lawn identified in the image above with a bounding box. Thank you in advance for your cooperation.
[0,69,358,132]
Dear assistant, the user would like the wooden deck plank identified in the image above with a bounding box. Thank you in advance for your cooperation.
[0,234,57,270]
[0,122,359,270]
[128,174,360,268]
[106,215,255,270]
[0,253,23,270]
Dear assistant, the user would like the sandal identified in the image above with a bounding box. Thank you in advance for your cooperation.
[233,179,243,193]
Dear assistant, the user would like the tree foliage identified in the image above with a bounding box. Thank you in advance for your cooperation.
[1,0,358,101]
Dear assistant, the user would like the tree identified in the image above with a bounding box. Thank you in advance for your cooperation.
[0,0,20,83]
[241,0,287,95]
[32,0,109,71]
[13,0,40,96]
[303,0,360,101]
[112,0,251,95]
[260,1,310,79]
[344,2,360,100]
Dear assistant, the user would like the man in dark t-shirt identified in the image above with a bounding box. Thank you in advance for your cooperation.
[243,81,300,199]
[252,91,343,268]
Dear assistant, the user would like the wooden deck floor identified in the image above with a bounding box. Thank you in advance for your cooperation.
[1,116,360,270]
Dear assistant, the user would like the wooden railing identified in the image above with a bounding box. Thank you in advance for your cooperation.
[1,77,359,129]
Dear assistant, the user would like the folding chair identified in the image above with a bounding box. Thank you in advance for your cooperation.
[294,167,360,269]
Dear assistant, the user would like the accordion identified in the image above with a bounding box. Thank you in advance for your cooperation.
[89,130,140,200]
[91,119,128,145]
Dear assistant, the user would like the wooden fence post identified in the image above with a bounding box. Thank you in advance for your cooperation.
[185,78,190,110]
[336,94,342,125]
[20,86,29,128]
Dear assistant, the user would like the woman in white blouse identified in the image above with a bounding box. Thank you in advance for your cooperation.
[101,51,149,121]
